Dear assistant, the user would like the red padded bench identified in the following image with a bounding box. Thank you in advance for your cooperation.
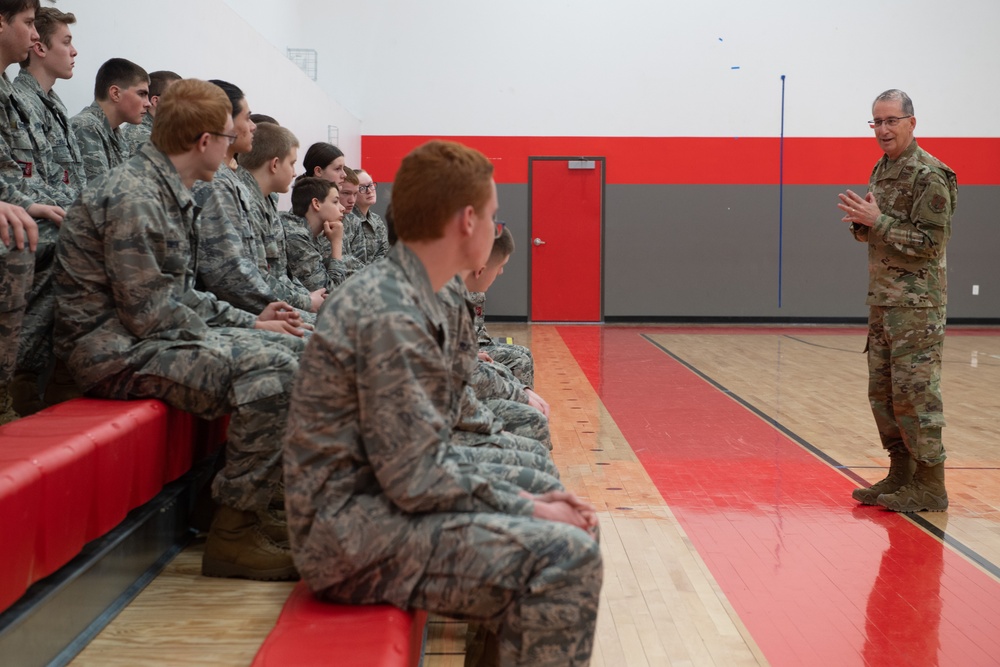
[0,398,226,613]
[251,581,426,667]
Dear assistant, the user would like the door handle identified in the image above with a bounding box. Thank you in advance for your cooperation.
[533,238,546,246]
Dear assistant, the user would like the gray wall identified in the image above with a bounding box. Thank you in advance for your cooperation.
[373,183,1000,322]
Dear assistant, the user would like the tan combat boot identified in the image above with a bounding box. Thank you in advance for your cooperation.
[258,507,291,548]
[876,462,948,512]
[852,448,916,505]
[202,505,299,581]
[10,372,44,416]
[0,384,20,426]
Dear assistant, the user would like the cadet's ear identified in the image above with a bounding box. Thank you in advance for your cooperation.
[109,85,121,103]
[474,266,486,279]
[310,197,322,212]
[458,205,476,237]
[269,157,280,175]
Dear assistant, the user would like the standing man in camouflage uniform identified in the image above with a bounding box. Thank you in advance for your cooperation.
[839,89,957,512]
[0,199,35,424]
[70,57,149,183]
[284,140,602,666]
[0,0,66,417]
[54,79,306,580]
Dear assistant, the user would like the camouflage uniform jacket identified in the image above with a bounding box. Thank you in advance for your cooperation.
[851,140,957,307]
[467,290,494,346]
[283,243,534,602]
[0,72,53,211]
[54,143,257,391]
[12,70,85,206]
[342,208,389,275]
[70,101,129,184]
[279,211,347,292]
[243,175,313,309]
[193,165,312,314]
[122,112,153,157]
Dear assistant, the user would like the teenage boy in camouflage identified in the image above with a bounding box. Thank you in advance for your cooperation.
[54,79,307,581]
[0,0,66,416]
[281,175,347,292]
[838,89,957,513]
[284,140,601,666]
[70,57,149,183]
[122,69,180,156]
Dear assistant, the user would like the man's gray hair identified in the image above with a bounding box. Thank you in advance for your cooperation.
[873,89,914,116]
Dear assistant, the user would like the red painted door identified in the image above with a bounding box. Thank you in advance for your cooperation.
[530,158,603,321]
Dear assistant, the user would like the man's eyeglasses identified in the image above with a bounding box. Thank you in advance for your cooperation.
[204,131,238,145]
[358,182,377,193]
[494,221,506,239]
[868,115,912,129]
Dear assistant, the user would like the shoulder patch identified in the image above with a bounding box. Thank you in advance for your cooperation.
[929,194,947,214]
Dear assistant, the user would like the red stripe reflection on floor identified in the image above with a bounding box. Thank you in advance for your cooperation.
[558,326,1000,667]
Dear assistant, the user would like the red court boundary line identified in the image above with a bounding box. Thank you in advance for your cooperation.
[558,325,1000,667]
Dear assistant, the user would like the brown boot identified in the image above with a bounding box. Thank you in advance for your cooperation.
[876,462,948,512]
[43,360,83,407]
[10,372,44,416]
[258,507,290,548]
[202,505,299,581]
[852,449,915,505]
[0,384,20,426]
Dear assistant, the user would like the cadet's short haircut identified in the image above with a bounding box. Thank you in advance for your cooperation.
[238,122,299,171]
[291,176,337,217]
[392,140,494,242]
[151,79,231,155]
[343,167,359,186]
[489,225,514,265]
[0,0,39,21]
[250,113,278,126]
[208,79,245,120]
[149,71,181,98]
[302,142,343,176]
[20,5,73,68]
[94,58,149,101]
[873,89,914,116]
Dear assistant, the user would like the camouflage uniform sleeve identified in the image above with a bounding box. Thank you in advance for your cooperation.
[871,168,954,259]
[282,214,346,291]
[358,312,533,516]
[372,214,390,262]
[105,193,240,338]
[196,189,285,313]
[0,116,36,210]
[471,358,530,404]
[469,291,493,346]
[70,115,112,184]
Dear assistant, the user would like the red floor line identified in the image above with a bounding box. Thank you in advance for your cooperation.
[558,325,1000,667]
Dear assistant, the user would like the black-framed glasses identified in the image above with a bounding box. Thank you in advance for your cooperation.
[868,115,912,129]
[358,182,377,193]
[203,131,238,145]
[494,221,505,238]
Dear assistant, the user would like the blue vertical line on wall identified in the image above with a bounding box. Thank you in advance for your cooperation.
[778,74,786,308]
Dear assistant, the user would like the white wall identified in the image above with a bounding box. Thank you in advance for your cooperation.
[14,0,361,171]
[227,0,999,139]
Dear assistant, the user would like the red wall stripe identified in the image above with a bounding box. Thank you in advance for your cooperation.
[360,136,1000,186]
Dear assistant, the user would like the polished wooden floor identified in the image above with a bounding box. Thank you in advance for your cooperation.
[69,324,1000,667]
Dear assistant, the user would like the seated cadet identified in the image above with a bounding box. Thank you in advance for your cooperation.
[301,141,346,185]
[280,175,347,293]
[238,122,325,312]
[347,167,389,267]
[70,57,149,183]
[466,225,536,388]
[0,199,36,424]
[122,69,181,156]
[283,140,602,666]
[194,80,316,323]
[0,0,67,416]
[54,79,305,581]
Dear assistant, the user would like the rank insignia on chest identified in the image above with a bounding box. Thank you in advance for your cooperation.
[16,160,32,178]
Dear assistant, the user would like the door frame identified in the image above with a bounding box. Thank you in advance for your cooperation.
[527,156,607,323]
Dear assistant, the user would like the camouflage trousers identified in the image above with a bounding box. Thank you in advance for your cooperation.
[0,244,34,384]
[90,327,304,512]
[867,305,946,465]
[407,512,602,666]
[16,221,58,376]
[453,428,556,474]
[483,342,535,389]
[487,397,551,450]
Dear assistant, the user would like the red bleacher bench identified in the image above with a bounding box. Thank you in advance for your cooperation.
[251,581,427,667]
[0,398,226,614]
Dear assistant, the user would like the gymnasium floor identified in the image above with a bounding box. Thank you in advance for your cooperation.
[69,324,1000,667]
